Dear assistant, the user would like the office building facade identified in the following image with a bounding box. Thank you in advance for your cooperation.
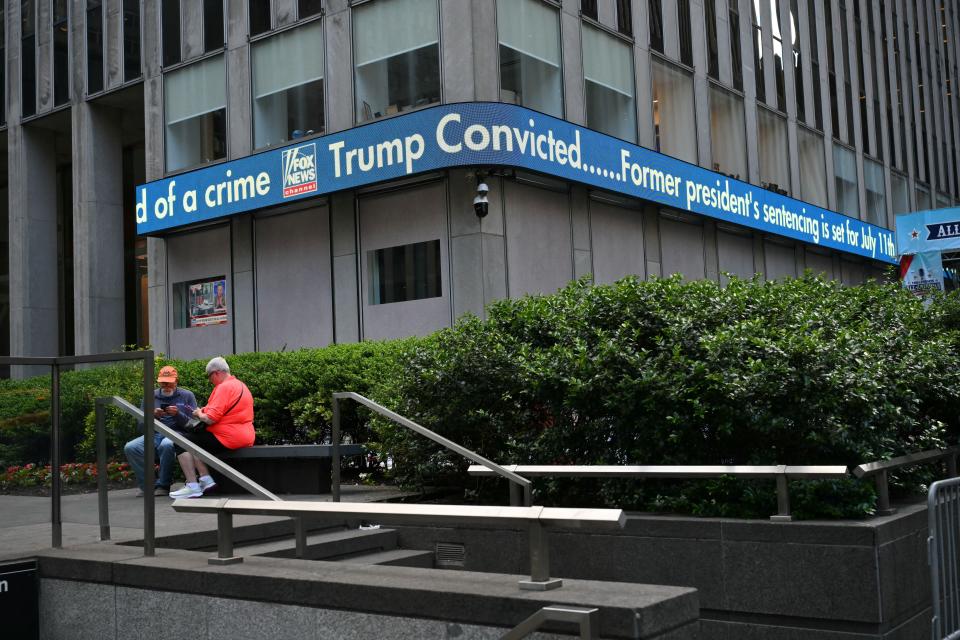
[3,0,959,364]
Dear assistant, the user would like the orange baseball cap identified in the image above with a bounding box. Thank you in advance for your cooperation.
[157,366,179,383]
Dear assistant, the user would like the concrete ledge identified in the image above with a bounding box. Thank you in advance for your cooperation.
[32,544,699,639]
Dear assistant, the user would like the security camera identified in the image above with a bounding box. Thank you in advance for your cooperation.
[477,182,489,195]
[473,194,489,218]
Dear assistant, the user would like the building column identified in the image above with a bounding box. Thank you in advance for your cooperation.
[143,0,168,354]
[331,191,359,343]
[71,102,125,355]
[8,125,59,367]
[450,169,507,320]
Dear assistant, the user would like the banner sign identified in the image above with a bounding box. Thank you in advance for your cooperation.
[136,102,897,263]
[895,207,960,255]
[899,251,945,297]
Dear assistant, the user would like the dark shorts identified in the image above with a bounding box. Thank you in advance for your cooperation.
[174,429,229,456]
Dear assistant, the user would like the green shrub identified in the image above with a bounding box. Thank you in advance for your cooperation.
[379,274,960,518]
[0,341,414,466]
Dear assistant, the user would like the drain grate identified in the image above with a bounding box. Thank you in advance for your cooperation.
[435,542,466,567]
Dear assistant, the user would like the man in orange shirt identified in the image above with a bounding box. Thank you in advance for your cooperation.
[170,356,255,499]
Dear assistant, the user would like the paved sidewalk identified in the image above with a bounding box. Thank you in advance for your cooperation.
[0,484,412,562]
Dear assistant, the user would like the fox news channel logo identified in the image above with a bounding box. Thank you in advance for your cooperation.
[281,143,318,198]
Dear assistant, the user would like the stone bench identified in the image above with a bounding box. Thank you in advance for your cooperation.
[213,443,366,495]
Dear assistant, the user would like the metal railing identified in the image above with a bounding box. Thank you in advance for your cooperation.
[0,352,157,551]
[929,476,960,640]
[331,392,533,506]
[502,605,599,639]
[854,447,959,515]
[468,464,848,521]
[94,395,282,554]
[172,497,625,590]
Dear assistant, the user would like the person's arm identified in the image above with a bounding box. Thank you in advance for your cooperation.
[193,384,235,425]
[171,391,198,428]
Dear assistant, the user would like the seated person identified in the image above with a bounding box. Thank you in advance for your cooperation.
[123,366,197,496]
[170,356,255,499]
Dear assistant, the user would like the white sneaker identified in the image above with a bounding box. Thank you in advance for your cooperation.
[199,476,217,494]
[169,483,203,499]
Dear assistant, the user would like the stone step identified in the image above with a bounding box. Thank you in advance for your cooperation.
[336,548,435,569]
[235,526,399,560]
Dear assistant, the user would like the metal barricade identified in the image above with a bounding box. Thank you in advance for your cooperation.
[929,476,960,640]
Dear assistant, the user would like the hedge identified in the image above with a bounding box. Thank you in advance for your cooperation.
[375,274,960,518]
[1,273,958,519]
[0,340,415,467]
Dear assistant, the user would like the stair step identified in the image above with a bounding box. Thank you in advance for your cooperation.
[236,526,399,560]
[337,548,435,568]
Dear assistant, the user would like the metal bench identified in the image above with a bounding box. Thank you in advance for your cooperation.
[467,464,849,521]
[216,443,367,494]
[173,498,626,590]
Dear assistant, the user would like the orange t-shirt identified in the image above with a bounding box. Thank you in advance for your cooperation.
[203,376,255,449]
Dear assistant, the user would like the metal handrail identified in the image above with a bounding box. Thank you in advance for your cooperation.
[173,497,626,590]
[331,392,533,506]
[501,605,599,639]
[468,463,848,522]
[95,396,283,554]
[854,447,959,515]
[0,352,156,552]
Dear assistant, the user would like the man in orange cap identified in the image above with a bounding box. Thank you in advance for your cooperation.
[123,365,198,496]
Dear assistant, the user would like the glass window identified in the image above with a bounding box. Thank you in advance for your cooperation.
[354,0,439,122]
[729,2,742,90]
[0,5,6,125]
[165,55,226,171]
[123,0,141,82]
[790,0,803,122]
[162,0,180,66]
[678,0,693,66]
[583,24,636,142]
[203,0,224,53]
[253,20,324,148]
[705,0,719,80]
[938,193,952,210]
[497,0,562,118]
[806,0,822,130]
[298,0,321,18]
[650,59,695,162]
[580,0,597,21]
[21,0,35,117]
[249,0,270,35]
[368,240,442,305]
[173,276,228,329]
[86,0,103,93]
[768,0,786,111]
[864,158,886,227]
[648,0,663,53]
[615,0,631,36]
[916,185,932,211]
[751,0,764,100]
[758,108,789,193]
[834,144,859,218]
[53,0,69,105]
[710,86,746,179]
[890,172,909,214]
[797,127,827,207]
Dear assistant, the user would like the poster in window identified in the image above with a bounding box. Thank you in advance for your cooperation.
[189,278,228,327]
